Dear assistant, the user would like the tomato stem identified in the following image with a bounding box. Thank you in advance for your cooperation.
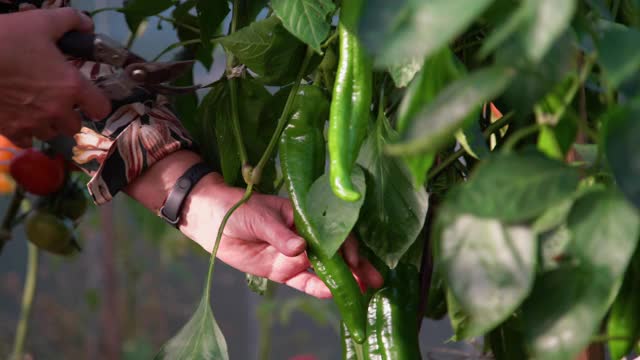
[10,242,39,360]
[0,187,25,253]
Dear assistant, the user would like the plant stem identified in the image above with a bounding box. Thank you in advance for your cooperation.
[0,188,25,253]
[226,0,249,170]
[354,343,365,360]
[11,243,39,360]
[251,46,315,184]
[501,123,542,152]
[612,0,622,19]
[426,112,515,181]
[156,14,201,34]
[204,184,254,301]
[257,282,277,360]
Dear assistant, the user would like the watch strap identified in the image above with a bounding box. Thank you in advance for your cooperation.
[159,162,213,227]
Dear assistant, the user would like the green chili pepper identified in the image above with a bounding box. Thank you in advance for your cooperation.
[607,250,640,360]
[328,0,372,202]
[364,263,422,359]
[341,321,358,360]
[280,85,367,343]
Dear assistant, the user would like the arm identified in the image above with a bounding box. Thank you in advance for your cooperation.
[124,150,383,298]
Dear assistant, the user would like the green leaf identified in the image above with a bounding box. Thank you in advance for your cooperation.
[448,152,580,222]
[358,0,496,67]
[603,99,640,210]
[388,57,423,88]
[481,0,577,64]
[121,0,173,32]
[196,78,275,187]
[387,66,515,156]
[488,316,528,360]
[271,0,335,53]
[394,47,464,184]
[219,16,310,85]
[357,116,429,268]
[438,212,536,338]
[155,294,229,360]
[597,21,640,89]
[523,190,640,360]
[123,0,173,16]
[196,0,230,51]
[455,118,489,160]
[607,249,640,360]
[304,168,366,258]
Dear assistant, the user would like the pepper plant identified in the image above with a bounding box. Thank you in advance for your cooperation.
[8,0,640,358]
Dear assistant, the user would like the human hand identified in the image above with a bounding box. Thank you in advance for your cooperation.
[180,177,384,298]
[0,8,111,147]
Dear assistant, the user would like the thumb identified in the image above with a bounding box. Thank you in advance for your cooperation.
[45,8,94,39]
[253,214,306,257]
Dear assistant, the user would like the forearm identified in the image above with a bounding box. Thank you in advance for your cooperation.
[123,150,227,242]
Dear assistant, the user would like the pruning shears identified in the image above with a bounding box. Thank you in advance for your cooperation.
[46,31,200,160]
[57,31,200,104]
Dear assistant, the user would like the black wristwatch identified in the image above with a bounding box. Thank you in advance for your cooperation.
[159,162,213,227]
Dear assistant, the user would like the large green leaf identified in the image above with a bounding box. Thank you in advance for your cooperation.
[438,212,536,338]
[154,294,228,360]
[304,168,366,258]
[604,99,640,210]
[388,57,423,88]
[480,0,577,64]
[597,21,640,89]
[358,0,496,67]
[394,47,463,185]
[122,0,173,32]
[196,0,229,52]
[488,316,528,360]
[448,152,580,222]
[357,116,429,269]
[196,78,275,187]
[523,190,640,360]
[271,0,335,53]
[219,16,310,85]
[386,66,515,156]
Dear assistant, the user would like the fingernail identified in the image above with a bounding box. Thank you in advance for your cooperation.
[287,237,305,252]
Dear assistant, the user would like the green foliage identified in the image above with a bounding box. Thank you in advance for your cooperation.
[271,0,335,53]
[154,294,228,360]
[80,1,640,359]
[305,169,365,258]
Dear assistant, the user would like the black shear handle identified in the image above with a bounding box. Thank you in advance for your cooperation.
[57,31,96,60]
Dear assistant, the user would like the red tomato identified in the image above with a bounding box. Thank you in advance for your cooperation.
[9,149,65,195]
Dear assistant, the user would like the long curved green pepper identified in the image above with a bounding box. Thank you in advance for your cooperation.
[328,0,372,202]
[280,85,367,343]
[364,263,422,359]
[340,321,358,360]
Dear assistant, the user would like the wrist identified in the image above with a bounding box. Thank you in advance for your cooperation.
[124,150,224,215]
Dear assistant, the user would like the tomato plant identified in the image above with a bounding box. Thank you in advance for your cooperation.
[6,0,640,359]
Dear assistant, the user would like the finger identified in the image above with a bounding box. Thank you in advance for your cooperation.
[45,7,94,38]
[13,137,32,149]
[253,214,306,257]
[355,259,384,289]
[274,196,295,228]
[73,75,112,121]
[32,123,58,141]
[56,109,83,137]
[342,234,360,268]
[284,271,332,299]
